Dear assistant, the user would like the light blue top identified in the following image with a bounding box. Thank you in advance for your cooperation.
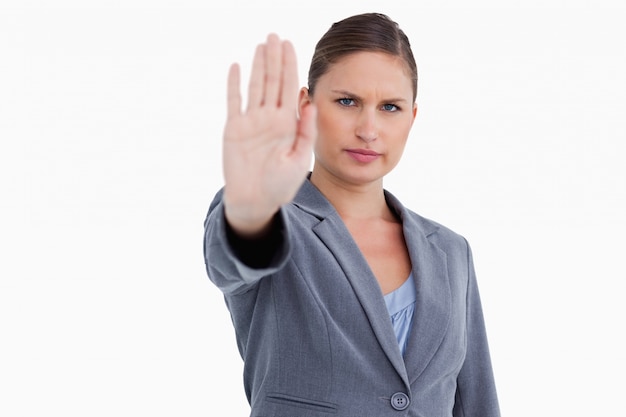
[383,273,417,357]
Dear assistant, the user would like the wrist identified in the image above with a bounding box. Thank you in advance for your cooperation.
[223,200,280,239]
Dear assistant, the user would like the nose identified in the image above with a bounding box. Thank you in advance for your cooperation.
[355,109,378,143]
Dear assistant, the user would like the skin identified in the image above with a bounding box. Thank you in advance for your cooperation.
[223,34,417,294]
[300,51,417,293]
[223,34,317,238]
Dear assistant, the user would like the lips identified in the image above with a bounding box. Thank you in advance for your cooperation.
[345,148,381,163]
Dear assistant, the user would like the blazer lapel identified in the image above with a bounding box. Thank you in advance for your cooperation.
[294,180,410,386]
[294,181,452,388]
[386,193,452,383]
[312,217,410,386]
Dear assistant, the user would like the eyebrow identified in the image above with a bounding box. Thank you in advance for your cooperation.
[331,89,408,103]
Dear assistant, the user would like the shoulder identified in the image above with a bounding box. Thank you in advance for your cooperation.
[385,189,470,252]
[409,208,468,247]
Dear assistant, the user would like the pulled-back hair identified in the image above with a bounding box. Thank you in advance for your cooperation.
[307,13,418,101]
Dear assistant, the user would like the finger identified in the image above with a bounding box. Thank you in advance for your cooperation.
[293,103,317,158]
[280,40,298,109]
[263,33,282,107]
[247,43,265,111]
[226,63,242,120]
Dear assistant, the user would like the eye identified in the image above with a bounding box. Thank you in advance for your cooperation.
[337,98,355,107]
[382,103,400,112]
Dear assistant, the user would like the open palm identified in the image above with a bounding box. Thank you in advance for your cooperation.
[222,34,316,236]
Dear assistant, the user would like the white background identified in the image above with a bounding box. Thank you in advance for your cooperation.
[2,0,625,416]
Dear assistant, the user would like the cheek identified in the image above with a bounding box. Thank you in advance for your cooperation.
[382,123,412,164]
[316,107,352,137]
[385,119,412,146]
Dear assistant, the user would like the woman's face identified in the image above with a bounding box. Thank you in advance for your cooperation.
[300,51,417,187]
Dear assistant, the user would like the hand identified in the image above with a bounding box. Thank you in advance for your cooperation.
[222,33,317,237]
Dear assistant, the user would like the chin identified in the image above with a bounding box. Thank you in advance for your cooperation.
[337,165,389,186]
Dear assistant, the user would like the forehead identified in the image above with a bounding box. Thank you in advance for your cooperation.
[317,51,414,98]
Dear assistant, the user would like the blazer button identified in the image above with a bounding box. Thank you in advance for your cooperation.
[390,392,410,411]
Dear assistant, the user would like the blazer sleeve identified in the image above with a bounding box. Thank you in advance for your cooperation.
[453,239,501,417]
[203,188,292,296]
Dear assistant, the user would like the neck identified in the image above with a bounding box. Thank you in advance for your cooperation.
[309,168,393,221]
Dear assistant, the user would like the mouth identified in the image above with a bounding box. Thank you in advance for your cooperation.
[345,148,381,163]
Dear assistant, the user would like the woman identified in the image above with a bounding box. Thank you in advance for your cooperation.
[204,12,500,417]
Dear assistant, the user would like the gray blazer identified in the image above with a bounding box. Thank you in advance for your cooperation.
[204,179,500,417]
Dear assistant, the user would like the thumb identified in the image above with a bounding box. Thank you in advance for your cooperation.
[292,103,317,159]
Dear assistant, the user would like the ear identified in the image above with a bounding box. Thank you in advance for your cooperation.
[411,102,417,126]
[298,87,311,118]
